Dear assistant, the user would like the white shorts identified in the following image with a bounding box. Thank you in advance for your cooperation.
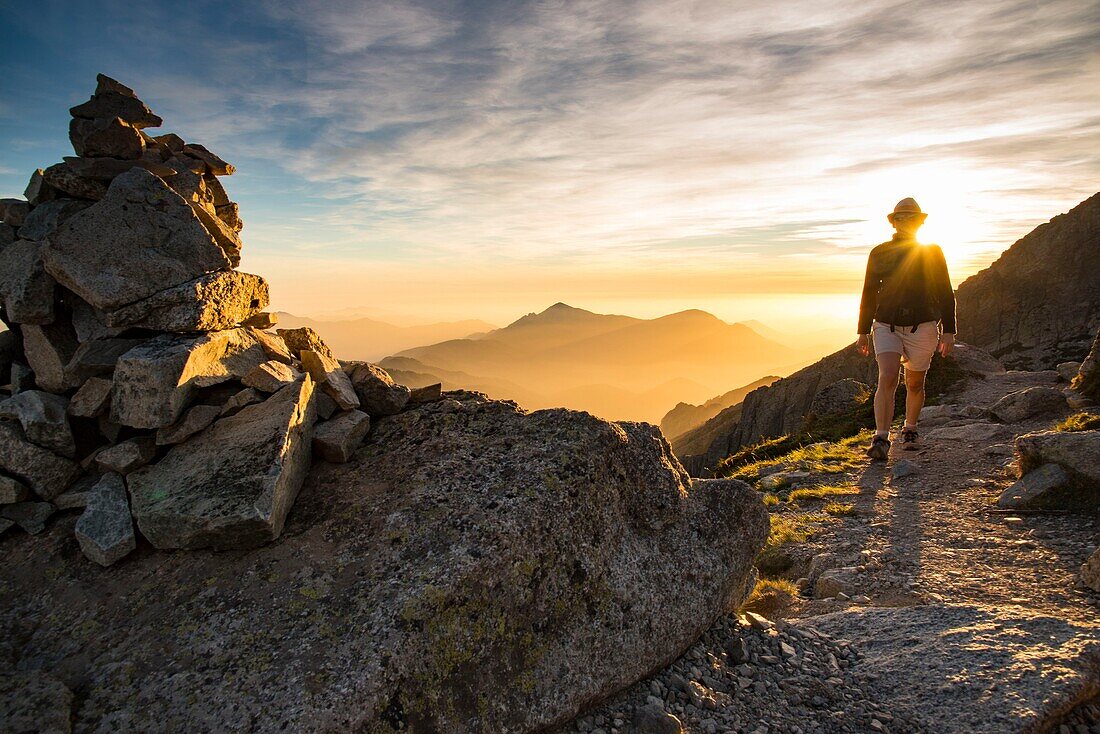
[872,320,940,372]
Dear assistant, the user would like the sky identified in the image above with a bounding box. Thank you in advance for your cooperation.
[1,0,1098,334]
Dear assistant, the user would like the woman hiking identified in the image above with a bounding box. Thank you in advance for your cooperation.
[856,198,957,460]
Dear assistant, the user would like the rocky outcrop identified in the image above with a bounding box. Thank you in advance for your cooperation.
[1013,429,1100,514]
[677,343,1002,476]
[129,377,317,550]
[955,193,1100,369]
[1,392,767,732]
[660,375,779,445]
[1072,326,1100,401]
[989,386,1067,423]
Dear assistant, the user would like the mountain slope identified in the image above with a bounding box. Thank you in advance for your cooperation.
[274,312,495,362]
[955,192,1100,369]
[661,375,781,443]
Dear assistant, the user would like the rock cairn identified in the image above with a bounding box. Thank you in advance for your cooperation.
[0,74,432,563]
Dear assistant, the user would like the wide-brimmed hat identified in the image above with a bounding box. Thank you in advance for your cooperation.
[888,197,927,221]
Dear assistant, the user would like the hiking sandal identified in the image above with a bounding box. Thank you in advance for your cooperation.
[901,427,919,450]
[866,435,890,461]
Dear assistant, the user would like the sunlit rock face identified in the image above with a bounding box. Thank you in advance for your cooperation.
[955,192,1100,370]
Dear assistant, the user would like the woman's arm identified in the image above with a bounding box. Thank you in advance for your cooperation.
[857,249,879,335]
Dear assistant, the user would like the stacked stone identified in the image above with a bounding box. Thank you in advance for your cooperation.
[0,75,435,564]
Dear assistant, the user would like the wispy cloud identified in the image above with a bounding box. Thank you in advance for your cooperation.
[1,0,1097,318]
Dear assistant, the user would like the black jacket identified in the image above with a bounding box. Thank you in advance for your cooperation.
[857,234,956,335]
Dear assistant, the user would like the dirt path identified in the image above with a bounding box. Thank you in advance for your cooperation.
[566,368,1100,734]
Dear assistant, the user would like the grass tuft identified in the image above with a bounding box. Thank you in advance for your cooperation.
[787,484,859,505]
[722,431,870,481]
[824,502,856,516]
[1053,411,1100,433]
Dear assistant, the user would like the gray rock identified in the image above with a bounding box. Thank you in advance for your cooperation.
[17,199,91,241]
[155,404,221,446]
[0,669,73,734]
[346,361,409,416]
[43,168,230,312]
[0,390,75,457]
[990,386,1067,423]
[814,567,860,599]
[96,436,156,475]
[314,390,338,420]
[809,378,869,417]
[68,376,113,417]
[302,349,360,410]
[129,376,316,550]
[996,463,1070,510]
[68,116,145,159]
[219,387,263,417]
[0,239,56,324]
[190,197,243,267]
[1073,326,1100,401]
[22,321,79,393]
[69,296,126,342]
[10,362,35,393]
[40,161,109,200]
[0,421,80,499]
[104,271,268,332]
[1014,429,1100,513]
[216,202,243,232]
[24,168,57,205]
[111,329,268,428]
[0,473,31,504]
[64,337,147,386]
[69,76,163,128]
[918,403,989,426]
[1081,548,1100,592]
[312,409,370,463]
[6,391,766,732]
[276,327,335,360]
[152,132,185,153]
[60,154,177,181]
[0,198,30,226]
[182,143,235,176]
[242,311,276,329]
[633,704,683,734]
[1,501,54,534]
[409,382,442,403]
[242,360,302,393]
[249,328,294,364]
[0,518,12,535]
[75,473,136,566]
[130,378,316,550]
[54,489,91,511]
[0,222,15,247]
[1057,361,1083,382]
[891,459,918,479]
[757,470,811,491]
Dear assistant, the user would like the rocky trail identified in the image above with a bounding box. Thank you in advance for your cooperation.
[565,364,1100,734]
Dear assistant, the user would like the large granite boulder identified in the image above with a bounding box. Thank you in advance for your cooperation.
[17,199,90,242]
[103,270,268,332]
[1014,429,1100,514]
[43,167,230,312]
[111,328,268,428]
[955,193,1100,369]
[1,392,767,732]
[128,376,317,550]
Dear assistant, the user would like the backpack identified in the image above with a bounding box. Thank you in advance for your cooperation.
[874,244,940,331]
